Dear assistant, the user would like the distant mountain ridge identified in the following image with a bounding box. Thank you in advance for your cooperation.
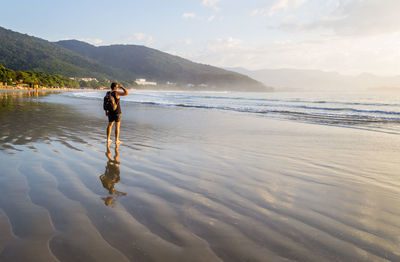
[229,67,400,91]
[56,40,269,91]
[0,26,269,91]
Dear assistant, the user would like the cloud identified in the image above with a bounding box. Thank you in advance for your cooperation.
[206,37,242,52]
[182,12,217,22]
[202,0,221,11]
[78,38,104,46]
[123,33,154,45]
[251,8,266,16]
[269,0,307,15]
[252,0,400,46]
[310,0,400,36]
[251,0,307,17]
[136,33,154,45]
[184,34,400,75]
[182,12,196,19]
[184,39,193,45]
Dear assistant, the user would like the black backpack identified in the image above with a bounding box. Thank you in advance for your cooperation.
[103,91,117,111]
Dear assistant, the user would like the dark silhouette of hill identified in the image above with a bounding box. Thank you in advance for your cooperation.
[0,26,120,80]
[56,40,270,91]
[0,26,269,91]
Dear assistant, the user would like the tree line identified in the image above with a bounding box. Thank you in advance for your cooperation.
[0,64,112,88]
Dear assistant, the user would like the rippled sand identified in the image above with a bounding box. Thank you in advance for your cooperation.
[0,91,399,261]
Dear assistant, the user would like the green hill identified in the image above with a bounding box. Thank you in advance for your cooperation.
[0,26,270,91]
[56,40,269,91]
[0,27,122,80]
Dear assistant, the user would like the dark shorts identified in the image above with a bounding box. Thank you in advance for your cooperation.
[108,112,121,123]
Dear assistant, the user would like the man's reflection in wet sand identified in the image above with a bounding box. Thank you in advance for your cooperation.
[100,144,127,207]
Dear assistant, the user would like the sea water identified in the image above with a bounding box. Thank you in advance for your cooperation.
[69,90,400,134]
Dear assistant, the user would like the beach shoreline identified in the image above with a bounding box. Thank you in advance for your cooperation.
[0,90,399,261]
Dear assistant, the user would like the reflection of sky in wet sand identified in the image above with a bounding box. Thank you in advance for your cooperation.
[0,91,96,151]
[0,91,400,261]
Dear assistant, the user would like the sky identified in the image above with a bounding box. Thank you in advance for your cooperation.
[1,0,400,76]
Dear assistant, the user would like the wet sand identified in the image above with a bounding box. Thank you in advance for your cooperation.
[0,91,399,261]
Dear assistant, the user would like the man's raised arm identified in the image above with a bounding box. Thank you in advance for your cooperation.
[118,85,129,96]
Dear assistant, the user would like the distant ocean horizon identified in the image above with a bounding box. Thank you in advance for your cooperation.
[69,90,400,135]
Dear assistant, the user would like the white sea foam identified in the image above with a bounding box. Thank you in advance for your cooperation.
[66,90,400,133]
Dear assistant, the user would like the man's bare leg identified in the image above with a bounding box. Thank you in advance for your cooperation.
[107,122,114,144]
[115,121,122,145]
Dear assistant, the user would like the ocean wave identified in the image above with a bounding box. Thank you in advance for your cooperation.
[67,91,400,108]
[65,91,400,130]
[178,94,400,108]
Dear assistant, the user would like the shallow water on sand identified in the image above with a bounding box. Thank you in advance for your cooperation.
[0,91,400,261]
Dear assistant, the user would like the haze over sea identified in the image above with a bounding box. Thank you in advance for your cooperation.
[0,90,399,262]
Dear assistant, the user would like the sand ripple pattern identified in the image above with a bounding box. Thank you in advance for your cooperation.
[0,91,400,261]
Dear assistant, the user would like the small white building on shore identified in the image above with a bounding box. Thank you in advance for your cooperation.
[69,77,98,82]
[135,78,157,86]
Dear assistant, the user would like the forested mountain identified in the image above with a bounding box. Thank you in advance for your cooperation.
[56,40,268,91]
[0,26,268,91]
[0,27,120,80]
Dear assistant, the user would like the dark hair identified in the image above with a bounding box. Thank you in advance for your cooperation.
[111,82,118,90]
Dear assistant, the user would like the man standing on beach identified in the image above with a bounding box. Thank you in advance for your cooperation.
[105,82,129,145]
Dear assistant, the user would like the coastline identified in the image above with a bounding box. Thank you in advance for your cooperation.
[0,90,399,261]
[0,86,99,91]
